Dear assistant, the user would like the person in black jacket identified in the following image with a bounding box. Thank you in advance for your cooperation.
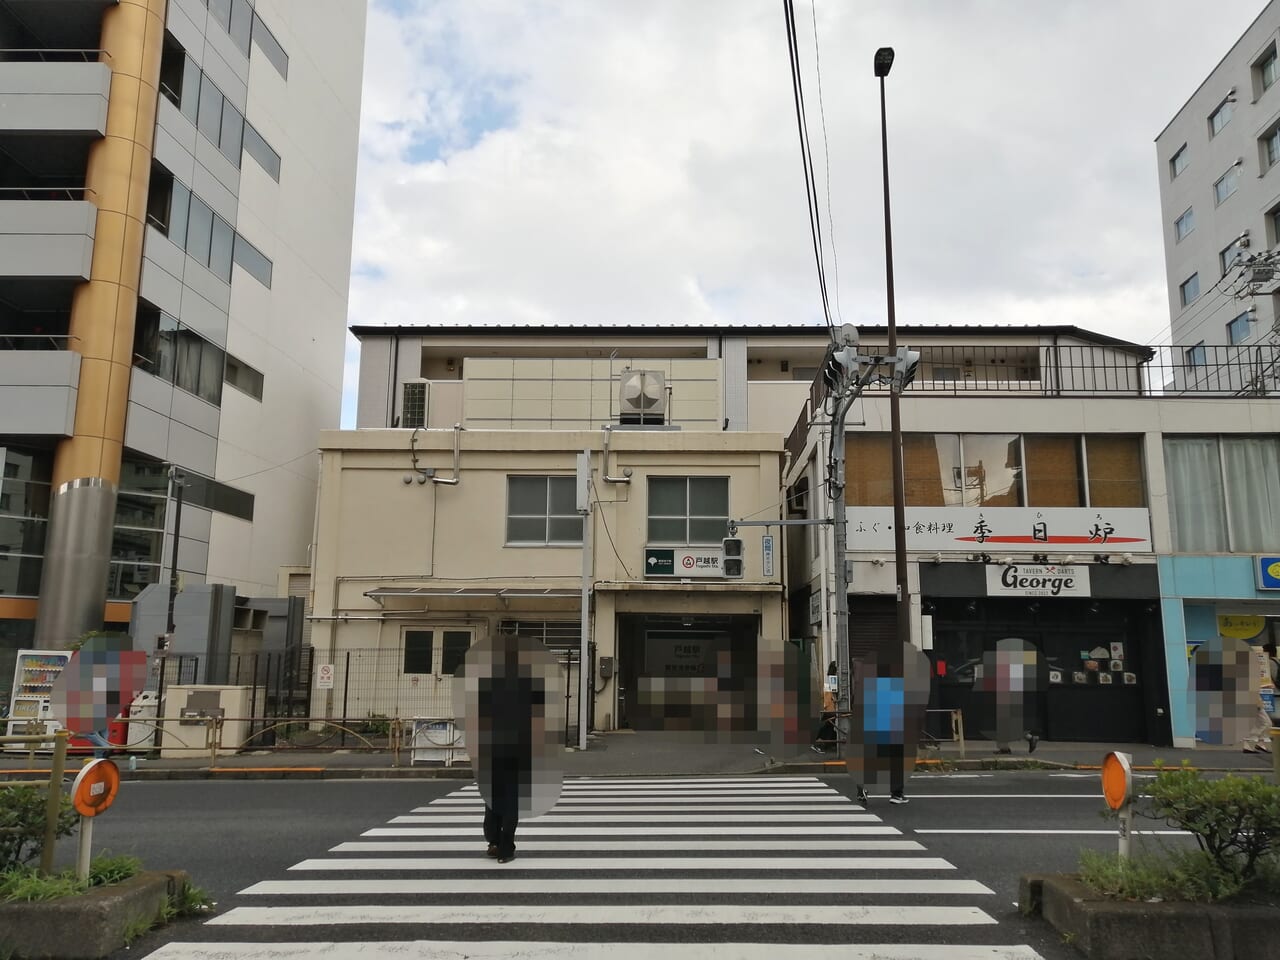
[478,645,546,863]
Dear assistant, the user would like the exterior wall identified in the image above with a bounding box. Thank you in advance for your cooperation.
[1156,0,1280,349]
[0,61,110,133]
[311,428,786,732]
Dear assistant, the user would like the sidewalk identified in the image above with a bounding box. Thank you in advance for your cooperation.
[1,729,1275,781]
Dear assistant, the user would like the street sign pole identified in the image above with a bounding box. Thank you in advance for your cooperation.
[1102,751,1134,859]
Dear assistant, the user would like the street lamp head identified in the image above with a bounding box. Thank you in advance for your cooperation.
[874,47,895,77]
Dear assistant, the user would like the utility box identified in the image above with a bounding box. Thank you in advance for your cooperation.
[127,690,159,750]
[160,685,252,758]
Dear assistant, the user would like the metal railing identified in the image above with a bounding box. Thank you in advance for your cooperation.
[0,186,87,201]
[0,48,107,63]
[0,333,77,351]
[0,730,68,875]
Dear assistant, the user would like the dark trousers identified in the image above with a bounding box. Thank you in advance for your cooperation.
[483,759,521,856]
[860,743,906,796]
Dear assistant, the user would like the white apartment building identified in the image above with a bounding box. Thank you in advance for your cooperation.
[1156,0,1280,358]
[0,0,366,678]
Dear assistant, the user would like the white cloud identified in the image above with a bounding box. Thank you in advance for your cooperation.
[342,0,1267,423]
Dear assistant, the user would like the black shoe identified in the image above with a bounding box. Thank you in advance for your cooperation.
[486,844,498,858]
[1027,734,1040,754]
[497,852,516,864]
[995,747,1013,755]
[856,786,869,805]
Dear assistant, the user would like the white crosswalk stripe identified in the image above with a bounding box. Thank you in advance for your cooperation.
[140,775,1046,959]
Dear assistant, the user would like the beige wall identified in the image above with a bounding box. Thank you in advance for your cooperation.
[310,427,786,729]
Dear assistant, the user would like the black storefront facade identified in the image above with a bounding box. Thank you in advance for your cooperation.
[920,561,1171,745]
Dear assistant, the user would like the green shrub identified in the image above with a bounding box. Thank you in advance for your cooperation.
[1141,765,1280,882]
[1,853,142,903]
[88,853,142,887]
[0,785,77,871]
[1079,848,1248,903]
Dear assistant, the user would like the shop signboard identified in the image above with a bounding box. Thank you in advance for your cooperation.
[1257,556,1280,591]
[985,562,1091,598]
[643,547,725,578]
[846,507,1151,553]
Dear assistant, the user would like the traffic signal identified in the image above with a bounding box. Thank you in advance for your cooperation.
[892,346,921,392]
[821,346,857,393]
[722,537,744,578]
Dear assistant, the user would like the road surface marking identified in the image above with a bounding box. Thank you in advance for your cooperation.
[915,829,1191,836]
[208,904,997,926]
[416,802,856,811]
[142,943,1043,960]
[392,813,872,823]
[366,823,884,835]
[329,839,924,852]
[288,856,956,872]
[239,878,995,896]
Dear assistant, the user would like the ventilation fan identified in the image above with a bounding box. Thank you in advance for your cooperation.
[618,370,667,423]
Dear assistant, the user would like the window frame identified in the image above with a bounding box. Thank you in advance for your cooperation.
[1214,166,1240,205]
[1220,238,1245,275]
[1260,45,1279,92]
[505,475,584,546]
[1185,341,1207,368]
[646,476,730,545]
[1174,207,1194,242]
[1179,273,1200,307]
[1209,98,1234,137]
[1227,311,1252,344]
[1169,144,1189,180]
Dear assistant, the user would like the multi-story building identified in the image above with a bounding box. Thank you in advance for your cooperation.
[1156,0,1280,361]
[314,323,1279,748]
[0,0,366,684]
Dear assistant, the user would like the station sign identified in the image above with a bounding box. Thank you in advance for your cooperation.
[644,547,725,578]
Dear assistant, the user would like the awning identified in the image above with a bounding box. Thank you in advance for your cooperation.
[364,586,581,607]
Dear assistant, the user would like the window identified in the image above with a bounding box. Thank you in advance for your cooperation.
[145,166,175,233]
[1261,46,1278,92]
[507,476,583,544]
[1165,436,1280,552]
[186,195,213,266]
[1185,341,1207,367]
[402,629,471,674]
[1023,436,1084,507]
[1265,128,1280,169]
[1227,311,1252,344]
[224,354,264,401]
[174,326,224,405]
[647,476,729,543]
[499,620,582,649]
[181,473,254,522]
[229,0,253,55]
[218,99,244,166]
[1209,98,1234,137]
[1085,436,1146,508]
[906,433,962,506]
[1179,273,1200,307]
[1220,238,1246,275]
[0,447,53,598]
[232,234,273,288]
[960,434,1023,507]
[251,12,289,78]
[1214,166,1240,204]
[403,630,433,674]
[158,36,186,108]
[243,122,281,180]
[197,73,223,143]
[179,54,200,125]
[1170,144,1189,180]
[1174,208,1194,242]
[209,0,232,31]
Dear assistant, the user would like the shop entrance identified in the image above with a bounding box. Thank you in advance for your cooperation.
[616,614,759,732]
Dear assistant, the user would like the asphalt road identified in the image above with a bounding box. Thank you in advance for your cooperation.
[70,772,1182,960]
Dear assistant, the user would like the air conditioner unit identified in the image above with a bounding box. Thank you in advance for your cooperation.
[401,380,428,428]
[618,370,666,424]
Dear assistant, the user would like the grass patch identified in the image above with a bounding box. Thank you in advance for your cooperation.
[0,851,142,903]
[1078,849,1254,903]
[164,880,214,920]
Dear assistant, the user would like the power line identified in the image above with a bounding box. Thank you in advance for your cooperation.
[589,476,635,579]
[783,0,834,334]
[808,0,842,324]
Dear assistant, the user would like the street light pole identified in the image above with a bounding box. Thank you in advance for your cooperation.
[875,46,911,649]
[165,467,184,641]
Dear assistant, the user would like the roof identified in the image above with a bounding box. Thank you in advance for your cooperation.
[349,322,1153,354]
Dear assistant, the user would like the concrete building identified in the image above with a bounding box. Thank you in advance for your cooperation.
[0,0,366,680]
[1156,0,1280,360]
[311,324,1277,748]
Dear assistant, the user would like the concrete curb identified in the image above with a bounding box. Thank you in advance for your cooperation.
[0,869,188,960]
[1020,873,1280,960]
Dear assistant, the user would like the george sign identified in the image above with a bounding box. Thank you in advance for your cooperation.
[847,507,1152,553]
[1257,556,1280,591]
[644,547,725,579]
[762,535,775,578]
[316,664,335,689]
[71,759,120,817]
[986,563,1091,598]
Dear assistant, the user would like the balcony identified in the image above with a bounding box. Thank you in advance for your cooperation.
[0,348,80,436]
[0,3,117,50]
[0,197,95,281]
[0,58,110,135]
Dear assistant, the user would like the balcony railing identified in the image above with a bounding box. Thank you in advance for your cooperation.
[0,187,87,201]
[788,341,1280,461]
[0,334,77,351]
[0,49,106,63]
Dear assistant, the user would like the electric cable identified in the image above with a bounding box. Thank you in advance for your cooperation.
[589,476,635,579]
[808,0,843,324]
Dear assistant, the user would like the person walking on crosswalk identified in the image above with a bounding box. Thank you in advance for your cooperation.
[848,644,931,806]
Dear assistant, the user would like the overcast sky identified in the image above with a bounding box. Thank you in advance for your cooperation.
[342,0,1268,426]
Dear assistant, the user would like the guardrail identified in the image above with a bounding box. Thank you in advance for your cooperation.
[0,186,87,201]
[812,707,965,760]
[0,48,107,62]
[0,730,68,875]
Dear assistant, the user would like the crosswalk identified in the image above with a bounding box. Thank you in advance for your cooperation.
[143,775,1045,959]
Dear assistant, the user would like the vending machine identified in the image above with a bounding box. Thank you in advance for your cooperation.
[4,649,71,750]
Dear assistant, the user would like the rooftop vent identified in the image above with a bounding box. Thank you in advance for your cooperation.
[618,370,666,424]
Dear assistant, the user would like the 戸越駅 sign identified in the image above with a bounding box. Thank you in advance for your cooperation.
[986,563,1091,598]
[644,547,725,578]
[847,507,1151,553]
